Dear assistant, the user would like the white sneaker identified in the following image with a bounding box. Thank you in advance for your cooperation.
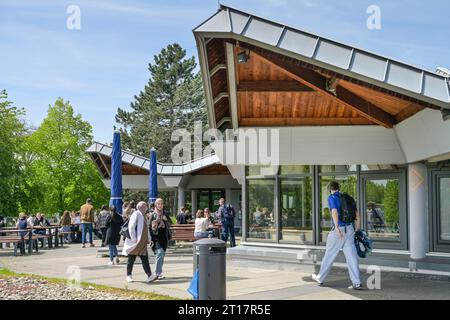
[157,273,165,280]
[311,273,323,286]
[147,274,158,283]
[114,257,120,264]
[108,260,114,266]
[126,276,134,283]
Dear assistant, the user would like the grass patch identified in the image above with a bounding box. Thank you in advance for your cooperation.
[0,268,179,300]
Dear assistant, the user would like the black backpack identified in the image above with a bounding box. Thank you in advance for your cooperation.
[339,193,357,223]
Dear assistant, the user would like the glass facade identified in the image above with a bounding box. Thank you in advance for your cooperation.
[246,165,408,249]
[247,179,276,240]
[439,177,450,241]
[280,177,313,243]
[364,178,400,240]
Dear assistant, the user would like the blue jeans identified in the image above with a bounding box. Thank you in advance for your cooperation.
[221,220,236,247]
[154,246,166,275]
[194,231,212,239]
[81,223,93,244]
[109,245,118,261]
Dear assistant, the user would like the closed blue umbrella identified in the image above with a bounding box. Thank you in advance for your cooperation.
[148,147,158,204]
[110,131,123,214]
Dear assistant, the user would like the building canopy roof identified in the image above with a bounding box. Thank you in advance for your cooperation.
[194,5,450,129]
[86,142,220,179]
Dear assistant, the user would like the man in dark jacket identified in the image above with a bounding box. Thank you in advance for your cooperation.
[217,198,236,247]
[176,207,187,224]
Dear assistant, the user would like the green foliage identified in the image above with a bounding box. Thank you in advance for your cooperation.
[115,43,207,163]
[23,98,109,214]
[0,90,26,216]
[383,180,399,225]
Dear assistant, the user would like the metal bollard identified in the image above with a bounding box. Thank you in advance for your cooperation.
[193,238,227,300]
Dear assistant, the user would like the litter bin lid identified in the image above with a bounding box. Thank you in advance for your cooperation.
[194,238,226,247]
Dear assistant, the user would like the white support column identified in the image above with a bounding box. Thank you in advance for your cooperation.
[408,163,429,260]
[225,189,232,203]
[178,187,185,212]
[191,190,198,215]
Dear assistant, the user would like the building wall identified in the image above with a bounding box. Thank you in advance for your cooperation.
[395,108,450,163]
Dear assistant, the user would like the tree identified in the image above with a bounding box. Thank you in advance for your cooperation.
[26,98,109,214]
[115,43,206,163]
[383,180,399,226]
[0,90,26,216]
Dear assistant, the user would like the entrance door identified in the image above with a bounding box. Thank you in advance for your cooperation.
[360,172,407,250]
[197,190,225,214]
[431,172,450,252]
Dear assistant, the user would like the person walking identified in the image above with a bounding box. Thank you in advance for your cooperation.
[97,205,110,247]
[105,206,124,265]
[217,198,236,247]
[122,201,157,283]
[150,198,171,280]
[312,181,362,290]
[123,200,136,221]
[80,198,95,248]
[59,211,72,244]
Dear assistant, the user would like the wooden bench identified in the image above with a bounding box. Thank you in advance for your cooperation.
[169,224,221,243]
[170,225,197,242]
[0,232,41,255]
[0,236,25,255]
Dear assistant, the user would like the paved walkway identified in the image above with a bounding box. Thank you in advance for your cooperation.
[1,240,449,300]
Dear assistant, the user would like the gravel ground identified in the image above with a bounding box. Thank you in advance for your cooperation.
[0,276,145,300]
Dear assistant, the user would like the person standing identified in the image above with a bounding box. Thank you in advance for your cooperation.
[217,198,236,247]
[150,198,171,280]
[97,205,110,247]
[59,211,72,244]
[122,201,157,283]
[312,181,362,290]
[80,198,95,248]
[105,206,124,265]
[176,207,187,224]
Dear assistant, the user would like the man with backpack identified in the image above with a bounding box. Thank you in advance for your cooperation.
[312,181,362,290]
[217,198,236,248]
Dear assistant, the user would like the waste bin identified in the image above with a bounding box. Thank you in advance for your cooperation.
[193,238,227,300]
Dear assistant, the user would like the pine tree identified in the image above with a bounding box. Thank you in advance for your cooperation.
[115,43,206,162]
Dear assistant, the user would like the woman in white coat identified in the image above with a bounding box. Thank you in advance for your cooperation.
[122,201,157,283]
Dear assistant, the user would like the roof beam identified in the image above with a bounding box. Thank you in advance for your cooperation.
[240,117,374,126]
[225,42,239,130]
[238,80,314,92]
[249,47,396,128]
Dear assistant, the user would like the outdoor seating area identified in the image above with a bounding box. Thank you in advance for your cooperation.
[0,225,66,256]
[169,224,221,242]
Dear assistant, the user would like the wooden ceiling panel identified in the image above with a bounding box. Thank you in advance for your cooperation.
[207,39,226,72]
[337,79,424,117]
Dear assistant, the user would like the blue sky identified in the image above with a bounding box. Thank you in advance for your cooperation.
[1,0,449,144]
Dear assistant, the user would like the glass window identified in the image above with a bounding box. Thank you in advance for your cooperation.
[365,179,400,240]
[320,165,357,173]
[280,178,313,243]
[248,166,279,176]
[247,179,276,240]
[319,175,357,243]
[280,165,312,175]
[439,177,450,241]
[361,164,398,171]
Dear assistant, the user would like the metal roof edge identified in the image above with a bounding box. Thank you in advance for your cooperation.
[195,31,450,108]
[195,5,450,107]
